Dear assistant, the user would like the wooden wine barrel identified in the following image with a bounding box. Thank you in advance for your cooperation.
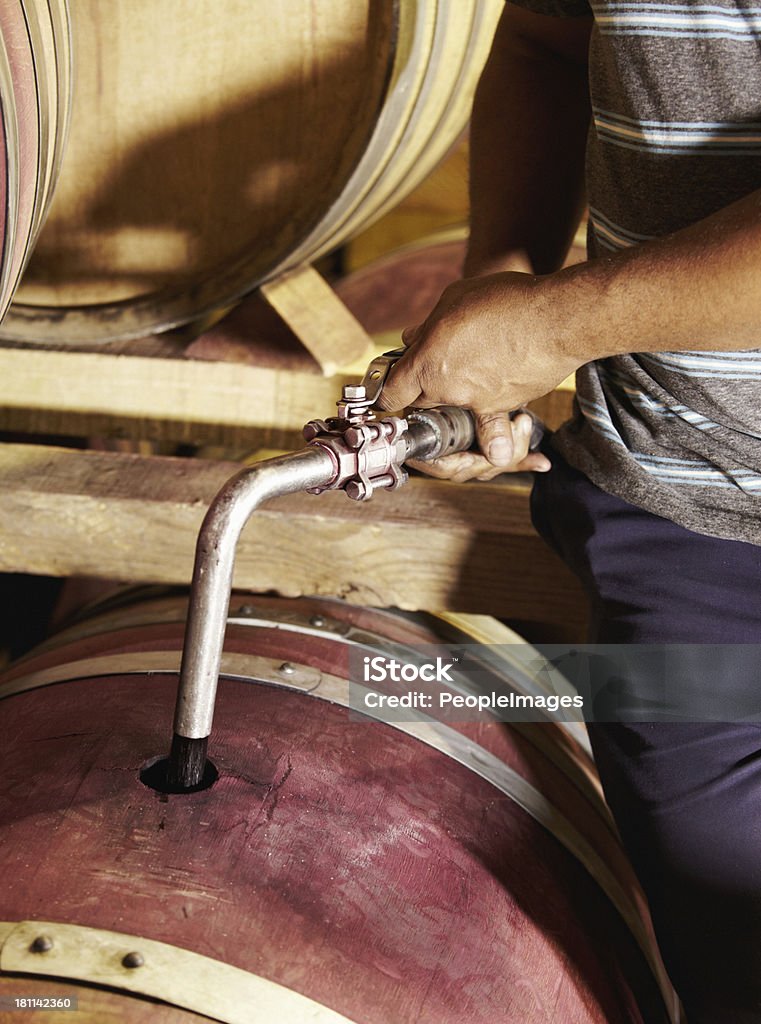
[1,0,503,346]
[0,0,70,324]
[0,590,676,1023]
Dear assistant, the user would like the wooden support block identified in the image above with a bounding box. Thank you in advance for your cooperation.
[0,442,585,629]
[260,265,375,376]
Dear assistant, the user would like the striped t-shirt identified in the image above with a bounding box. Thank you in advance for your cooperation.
[507,0,761,544]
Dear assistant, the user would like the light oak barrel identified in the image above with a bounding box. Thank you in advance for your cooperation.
[0,1,70,322]
[2,0,503,346]
[0,591,676,1023]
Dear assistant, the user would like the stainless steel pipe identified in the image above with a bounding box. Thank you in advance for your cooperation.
[167,447,336,787]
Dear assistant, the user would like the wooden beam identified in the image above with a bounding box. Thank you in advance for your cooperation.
[0,346,348,446]
[0,442,585,628]
[260,265,375,375]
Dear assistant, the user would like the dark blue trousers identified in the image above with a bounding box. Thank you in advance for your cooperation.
[531,446,761,1024]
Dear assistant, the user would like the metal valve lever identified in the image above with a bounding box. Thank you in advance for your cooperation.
[329,345,407,419]
[358,346,408,405]
[166,348,539,790]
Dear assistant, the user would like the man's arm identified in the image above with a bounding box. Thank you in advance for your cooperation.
[396,4,593,479]
[466,4,591,278]
[380,184,761,418]
[382,0,761,472]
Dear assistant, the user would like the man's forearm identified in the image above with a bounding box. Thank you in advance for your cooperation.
[379,186,761,416]
[549,187,761,364]
[466,5,591,277]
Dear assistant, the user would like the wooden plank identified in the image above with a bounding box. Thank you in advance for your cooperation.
[0,442,585,626]
[260,265,374,375]
[0,346,350,445]
[0,340,576,451]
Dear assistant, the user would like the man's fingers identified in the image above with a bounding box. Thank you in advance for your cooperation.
[475,411,515,467]
[374,351,421,411]
[474,410,549,474]
[407,452,488,482]
[476,451,551,480]
[376,348,428,411]
[401,323,422,347]
[504,413,550,471]
[508,412,537,462]
[407,410,551,480]
[376,323,424,410]
[408,445,550,482]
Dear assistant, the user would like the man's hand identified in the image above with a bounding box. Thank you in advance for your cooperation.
[406,409,550,482]
[376,5,591,484]
[375,271,581,479]
[377,273,581,414]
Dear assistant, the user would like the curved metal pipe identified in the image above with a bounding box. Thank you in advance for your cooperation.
[168,447,336,787]
[166,405,481,789]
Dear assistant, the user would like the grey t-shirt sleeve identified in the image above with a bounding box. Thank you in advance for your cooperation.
[505,0,593,19]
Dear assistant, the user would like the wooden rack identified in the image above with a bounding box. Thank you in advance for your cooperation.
[0,268,585,637]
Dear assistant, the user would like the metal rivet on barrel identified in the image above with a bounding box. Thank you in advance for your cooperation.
[310,615,326,628]
[30,935,54,954]
[122,951,145,969]
[278,662,296,675]
[236,604,255,616]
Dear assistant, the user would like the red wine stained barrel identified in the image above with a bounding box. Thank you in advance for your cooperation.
[0,592,676,1023]
[334,229,588,338]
